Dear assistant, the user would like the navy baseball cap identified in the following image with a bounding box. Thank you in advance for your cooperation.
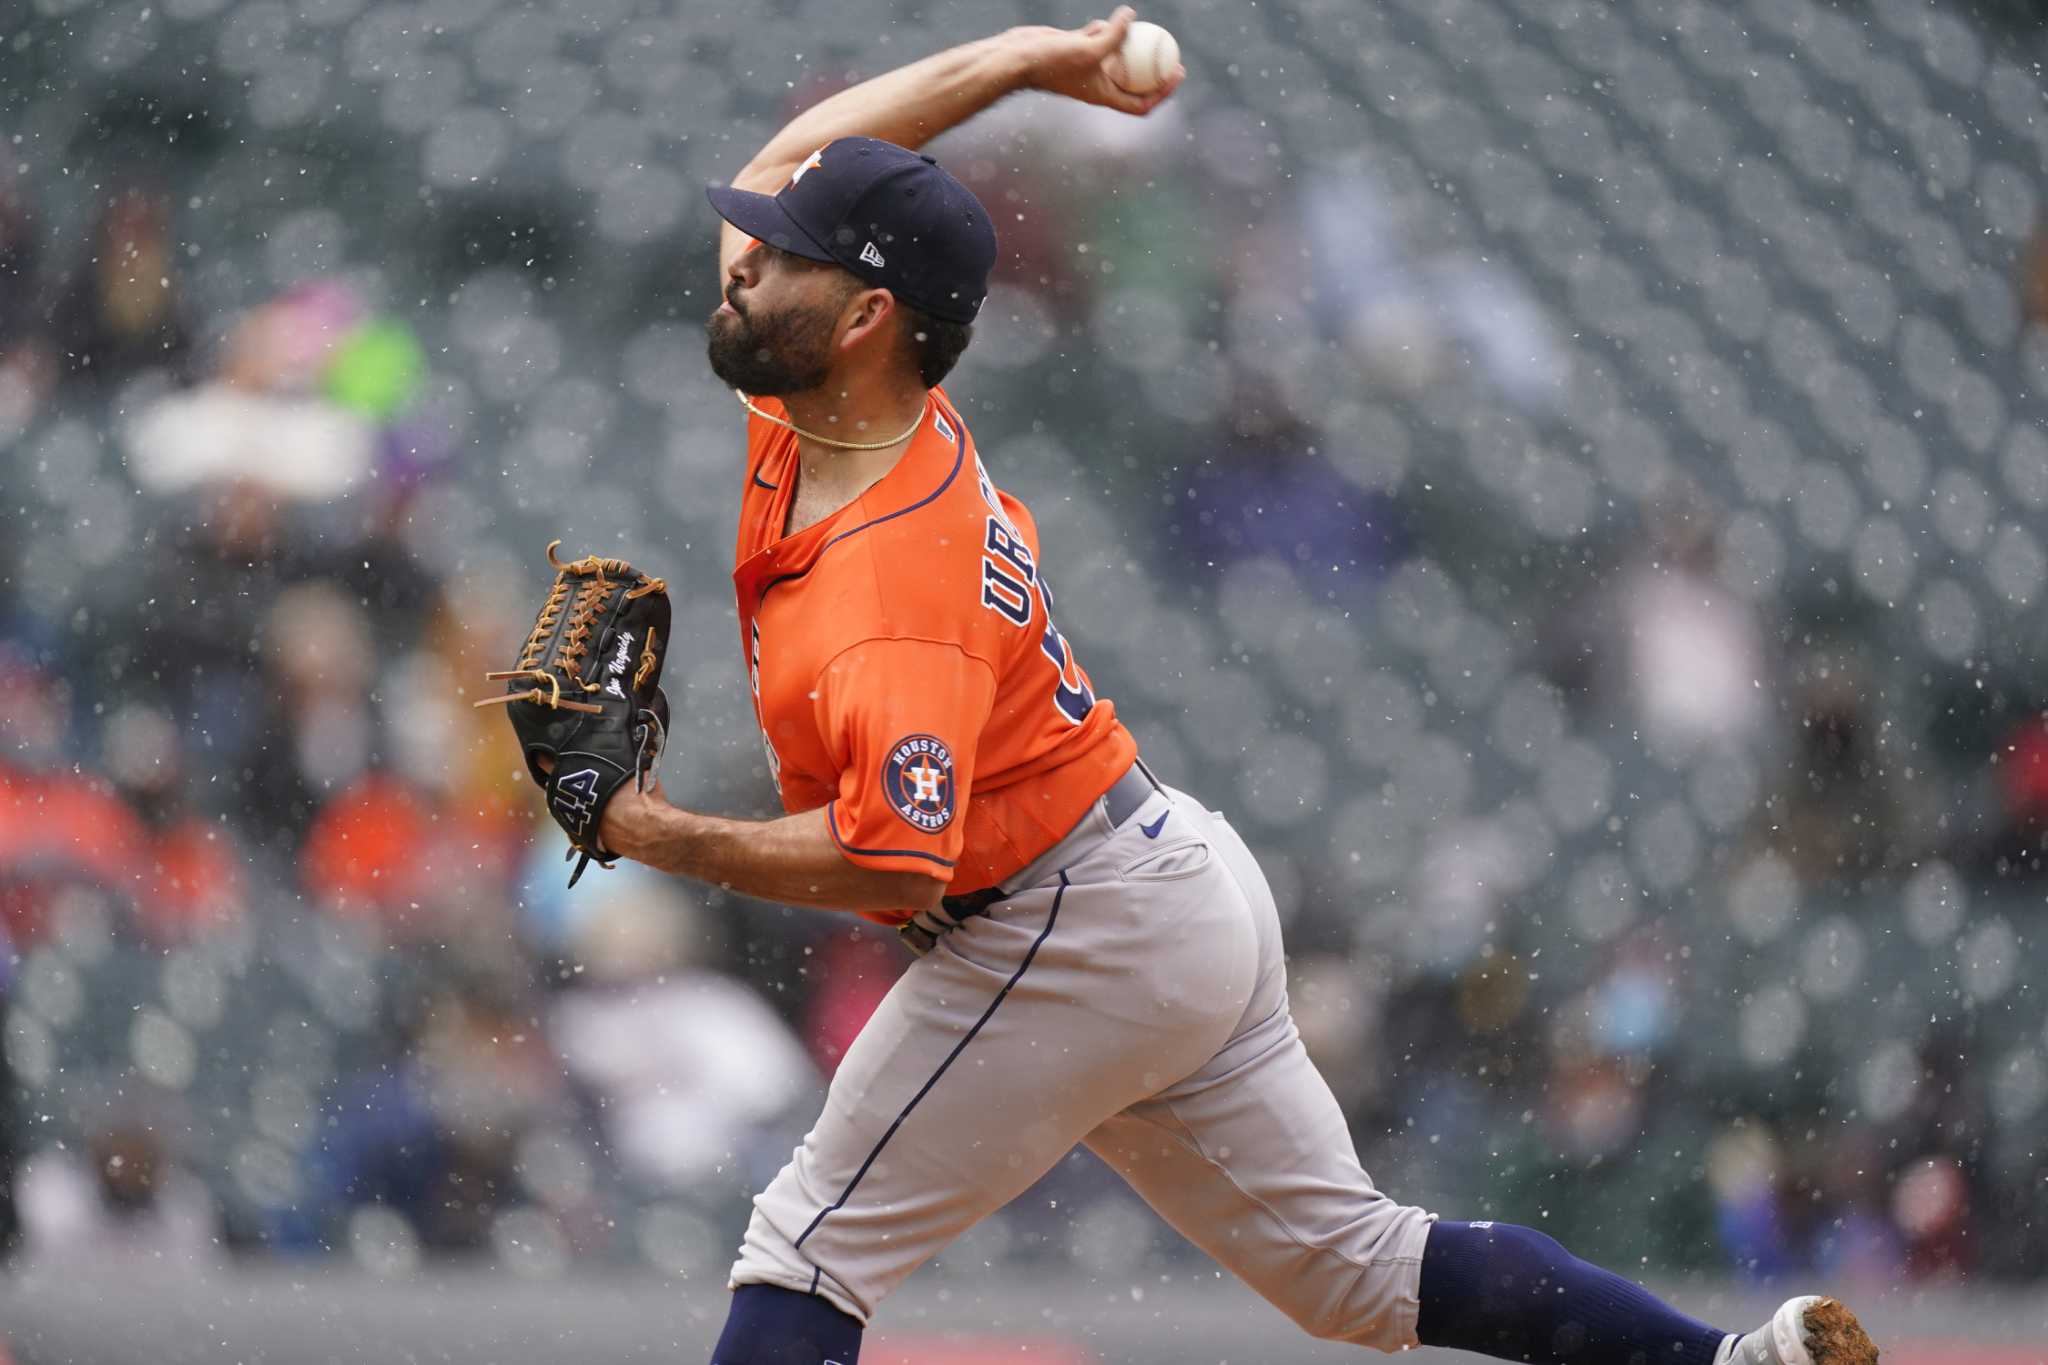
[707,136,998,325]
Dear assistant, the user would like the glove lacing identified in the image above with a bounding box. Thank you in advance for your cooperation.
[475,540,667,714]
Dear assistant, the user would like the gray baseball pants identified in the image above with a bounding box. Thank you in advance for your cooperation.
[730,779,1436,1351]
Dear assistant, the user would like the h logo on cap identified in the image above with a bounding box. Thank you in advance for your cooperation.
[708,135,996,324]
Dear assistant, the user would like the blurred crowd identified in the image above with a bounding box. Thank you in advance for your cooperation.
[5,0,2048,1296]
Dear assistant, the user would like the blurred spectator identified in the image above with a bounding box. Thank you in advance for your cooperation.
[1542,1057,1646,1162]
[300,772,441,925]
[547,868,817,1192]
[0,647,241,941]
[1582,935,1679,1058]
[268,582,377,796]
[1806,1130,1908,1291]
[301,967,575,1255]
[412,584,536,831]
[1892,1157,1974,1282]
[1709,1121,1908,1287]
[1301,163,1564,412]
[1623,564,1761,757]
[1768,649,1905,887]
[44,187,191,389]
[1982,710,2048,878]
[122,281,402,502]
[92,483,302,836]
[14,1118,220,1271]
[0,643,70,771]
[99,479,447,853]
[1707,1124,1792,1281]
[1,663,243,945]
[100,702,247,940]
[1166,370,1402,593]
[0,761,149,945]
[124,387,375,502]
[1551,492,1765,760]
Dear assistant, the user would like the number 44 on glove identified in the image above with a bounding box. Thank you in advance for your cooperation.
[475,540,672,886]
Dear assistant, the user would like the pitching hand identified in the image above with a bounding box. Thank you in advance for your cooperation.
[1011,7,1185,116]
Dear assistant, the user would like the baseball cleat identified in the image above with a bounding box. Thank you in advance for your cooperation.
[1716,1296,1879,1365]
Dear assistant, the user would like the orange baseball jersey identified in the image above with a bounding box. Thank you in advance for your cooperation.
[731,387,1137,918]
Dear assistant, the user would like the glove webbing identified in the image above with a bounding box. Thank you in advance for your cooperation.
[474,540,666,714]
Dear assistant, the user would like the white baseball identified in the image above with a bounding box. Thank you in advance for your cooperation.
[1117,20,1180,95]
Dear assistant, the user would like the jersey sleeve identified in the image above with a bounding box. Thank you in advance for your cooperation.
[815,636,997,884]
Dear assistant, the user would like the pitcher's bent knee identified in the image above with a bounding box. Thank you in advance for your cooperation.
[1270,1201,1436,1353]
[729,1200,875,1327]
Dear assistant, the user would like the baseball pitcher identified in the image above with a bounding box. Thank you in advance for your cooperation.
[590,11,1879,1365]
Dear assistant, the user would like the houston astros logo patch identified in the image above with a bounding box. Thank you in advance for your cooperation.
[883,734,956,833]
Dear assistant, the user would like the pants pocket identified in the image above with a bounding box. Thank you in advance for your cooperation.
[1117,836,1213,882]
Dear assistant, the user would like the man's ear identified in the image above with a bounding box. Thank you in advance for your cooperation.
[836,287,898,353]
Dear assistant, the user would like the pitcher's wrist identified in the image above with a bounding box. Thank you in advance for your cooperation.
[993,27,1055,95]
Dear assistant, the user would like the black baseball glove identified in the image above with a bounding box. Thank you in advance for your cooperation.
[475,540,671,885]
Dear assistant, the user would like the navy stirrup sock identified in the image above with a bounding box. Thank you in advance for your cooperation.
[710,1283,863,1365]
[1416,1221,1726,1364]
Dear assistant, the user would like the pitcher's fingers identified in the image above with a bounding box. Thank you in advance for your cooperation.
[1084,6,1136,55]
[1092,78,1158,115]
[1129,65,1187,115]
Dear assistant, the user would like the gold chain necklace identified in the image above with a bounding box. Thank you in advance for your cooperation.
[734,390,928,451]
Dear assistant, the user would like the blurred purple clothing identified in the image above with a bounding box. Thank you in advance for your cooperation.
[1714,1187,1791,1282]
[1812,1208,1907,1286]
[1171,448,1402,592]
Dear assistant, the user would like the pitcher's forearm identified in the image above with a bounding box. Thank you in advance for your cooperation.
[734,34,1030,195]
[718,11,1171,274]
[618,799,944,915]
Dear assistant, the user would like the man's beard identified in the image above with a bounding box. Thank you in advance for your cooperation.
[705,294,835,396]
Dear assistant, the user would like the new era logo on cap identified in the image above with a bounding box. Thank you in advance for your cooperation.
[705,137,997,324]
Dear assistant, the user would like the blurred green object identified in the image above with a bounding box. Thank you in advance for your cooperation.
[322,319,424,422]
